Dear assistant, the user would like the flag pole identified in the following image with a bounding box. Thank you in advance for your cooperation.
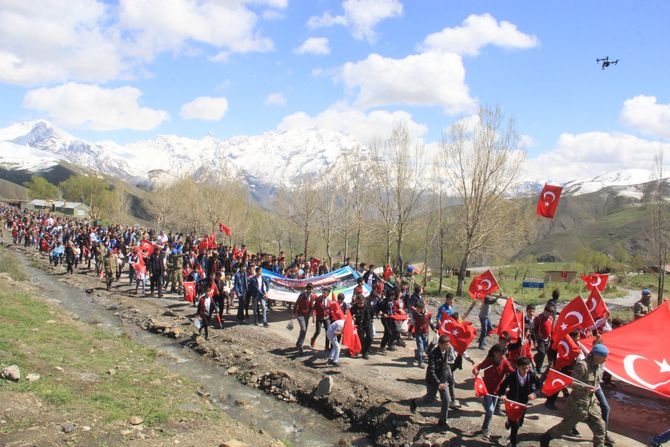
[547,368,591,388]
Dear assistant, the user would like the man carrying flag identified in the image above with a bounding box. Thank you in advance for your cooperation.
[409,335,455,431]
[497,356,542,447]
[540,344,609,447]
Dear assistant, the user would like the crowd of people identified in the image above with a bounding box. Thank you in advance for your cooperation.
[2,204,667,447]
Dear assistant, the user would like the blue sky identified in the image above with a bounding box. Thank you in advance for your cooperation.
[1,0,669,182]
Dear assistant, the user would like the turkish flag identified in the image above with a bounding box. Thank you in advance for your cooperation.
[542,368,575,396]
[504,399,527,422]
[218,223,231,236]
[342,310,362,357]
[536,184,563,218]
[581,273,609,292]
[551,296,596,349]
[329,300,345,322]
[438,314,477,354]
[183,281,196,304]
[133,257,146,277]
[474,375,488,397]
[495,297,523,342]
[585,288,609,321]
[581,304,670,398]
[554,333,582,370]
[468,269,500,300]
[139,239,154,256]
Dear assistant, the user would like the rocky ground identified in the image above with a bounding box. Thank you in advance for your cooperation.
[4,242,667,447]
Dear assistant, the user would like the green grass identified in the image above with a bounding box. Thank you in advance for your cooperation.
[0,252,220,431]
[0,248,28,281]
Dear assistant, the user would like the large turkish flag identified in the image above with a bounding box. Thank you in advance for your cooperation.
[581,303,670,398]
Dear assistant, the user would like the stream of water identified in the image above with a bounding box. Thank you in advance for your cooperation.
[21,257,366,447]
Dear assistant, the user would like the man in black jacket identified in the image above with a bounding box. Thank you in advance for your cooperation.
[409,334,454,430]
[350,293,374,359]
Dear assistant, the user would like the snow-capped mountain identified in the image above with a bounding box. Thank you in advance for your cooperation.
[0,120,662,200]
[0,120,367,192]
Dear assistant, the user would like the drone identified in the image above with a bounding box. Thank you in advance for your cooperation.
[596,56,618,70]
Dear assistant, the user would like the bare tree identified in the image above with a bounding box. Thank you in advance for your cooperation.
[315,183,337,268]
[649,148,669,305]
[438,106,526,296]
[368,125,426,269]
[287,181,320,260]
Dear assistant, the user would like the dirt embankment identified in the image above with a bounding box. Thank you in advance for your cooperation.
[8,243,664,447]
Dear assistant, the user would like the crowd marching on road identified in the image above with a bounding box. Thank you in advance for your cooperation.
[2,204,668,447]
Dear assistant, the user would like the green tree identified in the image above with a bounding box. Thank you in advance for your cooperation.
[59,175,111,219]
[24,175,59,200]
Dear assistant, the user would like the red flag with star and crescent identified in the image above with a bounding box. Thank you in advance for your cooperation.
[541,368,575,396]
[183,281,196,304]
[474,375,488,397]
[585,288,609,321]
[581,273,609,292]
[553,333,582,370]
[342,309,362,357]
[581,303,670,398]
[551,296,596,350]
[504,399,528,422]
[536,184,563,218]
[438,314,477,354]
[468,269,500,300]
[495,297,523,343]
[218,223,231,236]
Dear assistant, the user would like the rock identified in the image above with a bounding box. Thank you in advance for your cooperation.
[25,373,41,382]
[196,389,210,397]
[168,327,183,338]
[1,364,20,381]
[55,366,64,372]
[226,366,239,375]
[242,349,253,355]
[234,399,249,407]
[314,376,333,396]
[46,320,57,324]
[334,406,345,416]
[107,368,116,376]
[61,422,76,433]
[128,416,143,425]
[220,441,249,447]
[82,426,91,431]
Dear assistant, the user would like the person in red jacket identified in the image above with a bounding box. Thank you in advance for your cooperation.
[293,283,315,353]
[473,344,515,441]
[533,303,555,373]
[310,287,331,350]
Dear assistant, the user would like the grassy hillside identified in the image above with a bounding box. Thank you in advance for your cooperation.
[514,182,666,261]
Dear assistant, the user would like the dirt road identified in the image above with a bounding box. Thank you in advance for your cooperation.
[10,243,667,447]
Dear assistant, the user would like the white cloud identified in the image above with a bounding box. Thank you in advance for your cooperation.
[523,131,670,182]
[0,0,284,85]
[180,96,229,121]
[118,0,277,58]
[340,52,476,113]
[294,37,331,55]
[277,104,428,144]
[264,92,287,106]
[23,82,168,131]
[420,13,539,56]
[308,0,402,43]
[620,95,670,138]
[0,1,126,85]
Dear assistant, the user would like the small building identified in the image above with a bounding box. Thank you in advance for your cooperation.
[544,270,578,283]
[26,199,90,218]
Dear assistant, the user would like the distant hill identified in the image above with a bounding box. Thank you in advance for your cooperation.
[0,177,28,201]
[514,179,669,261]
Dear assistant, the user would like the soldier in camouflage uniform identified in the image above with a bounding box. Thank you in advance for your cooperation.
[540,344,609,447]
[103,248,116,291]
[167,248,183,294]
